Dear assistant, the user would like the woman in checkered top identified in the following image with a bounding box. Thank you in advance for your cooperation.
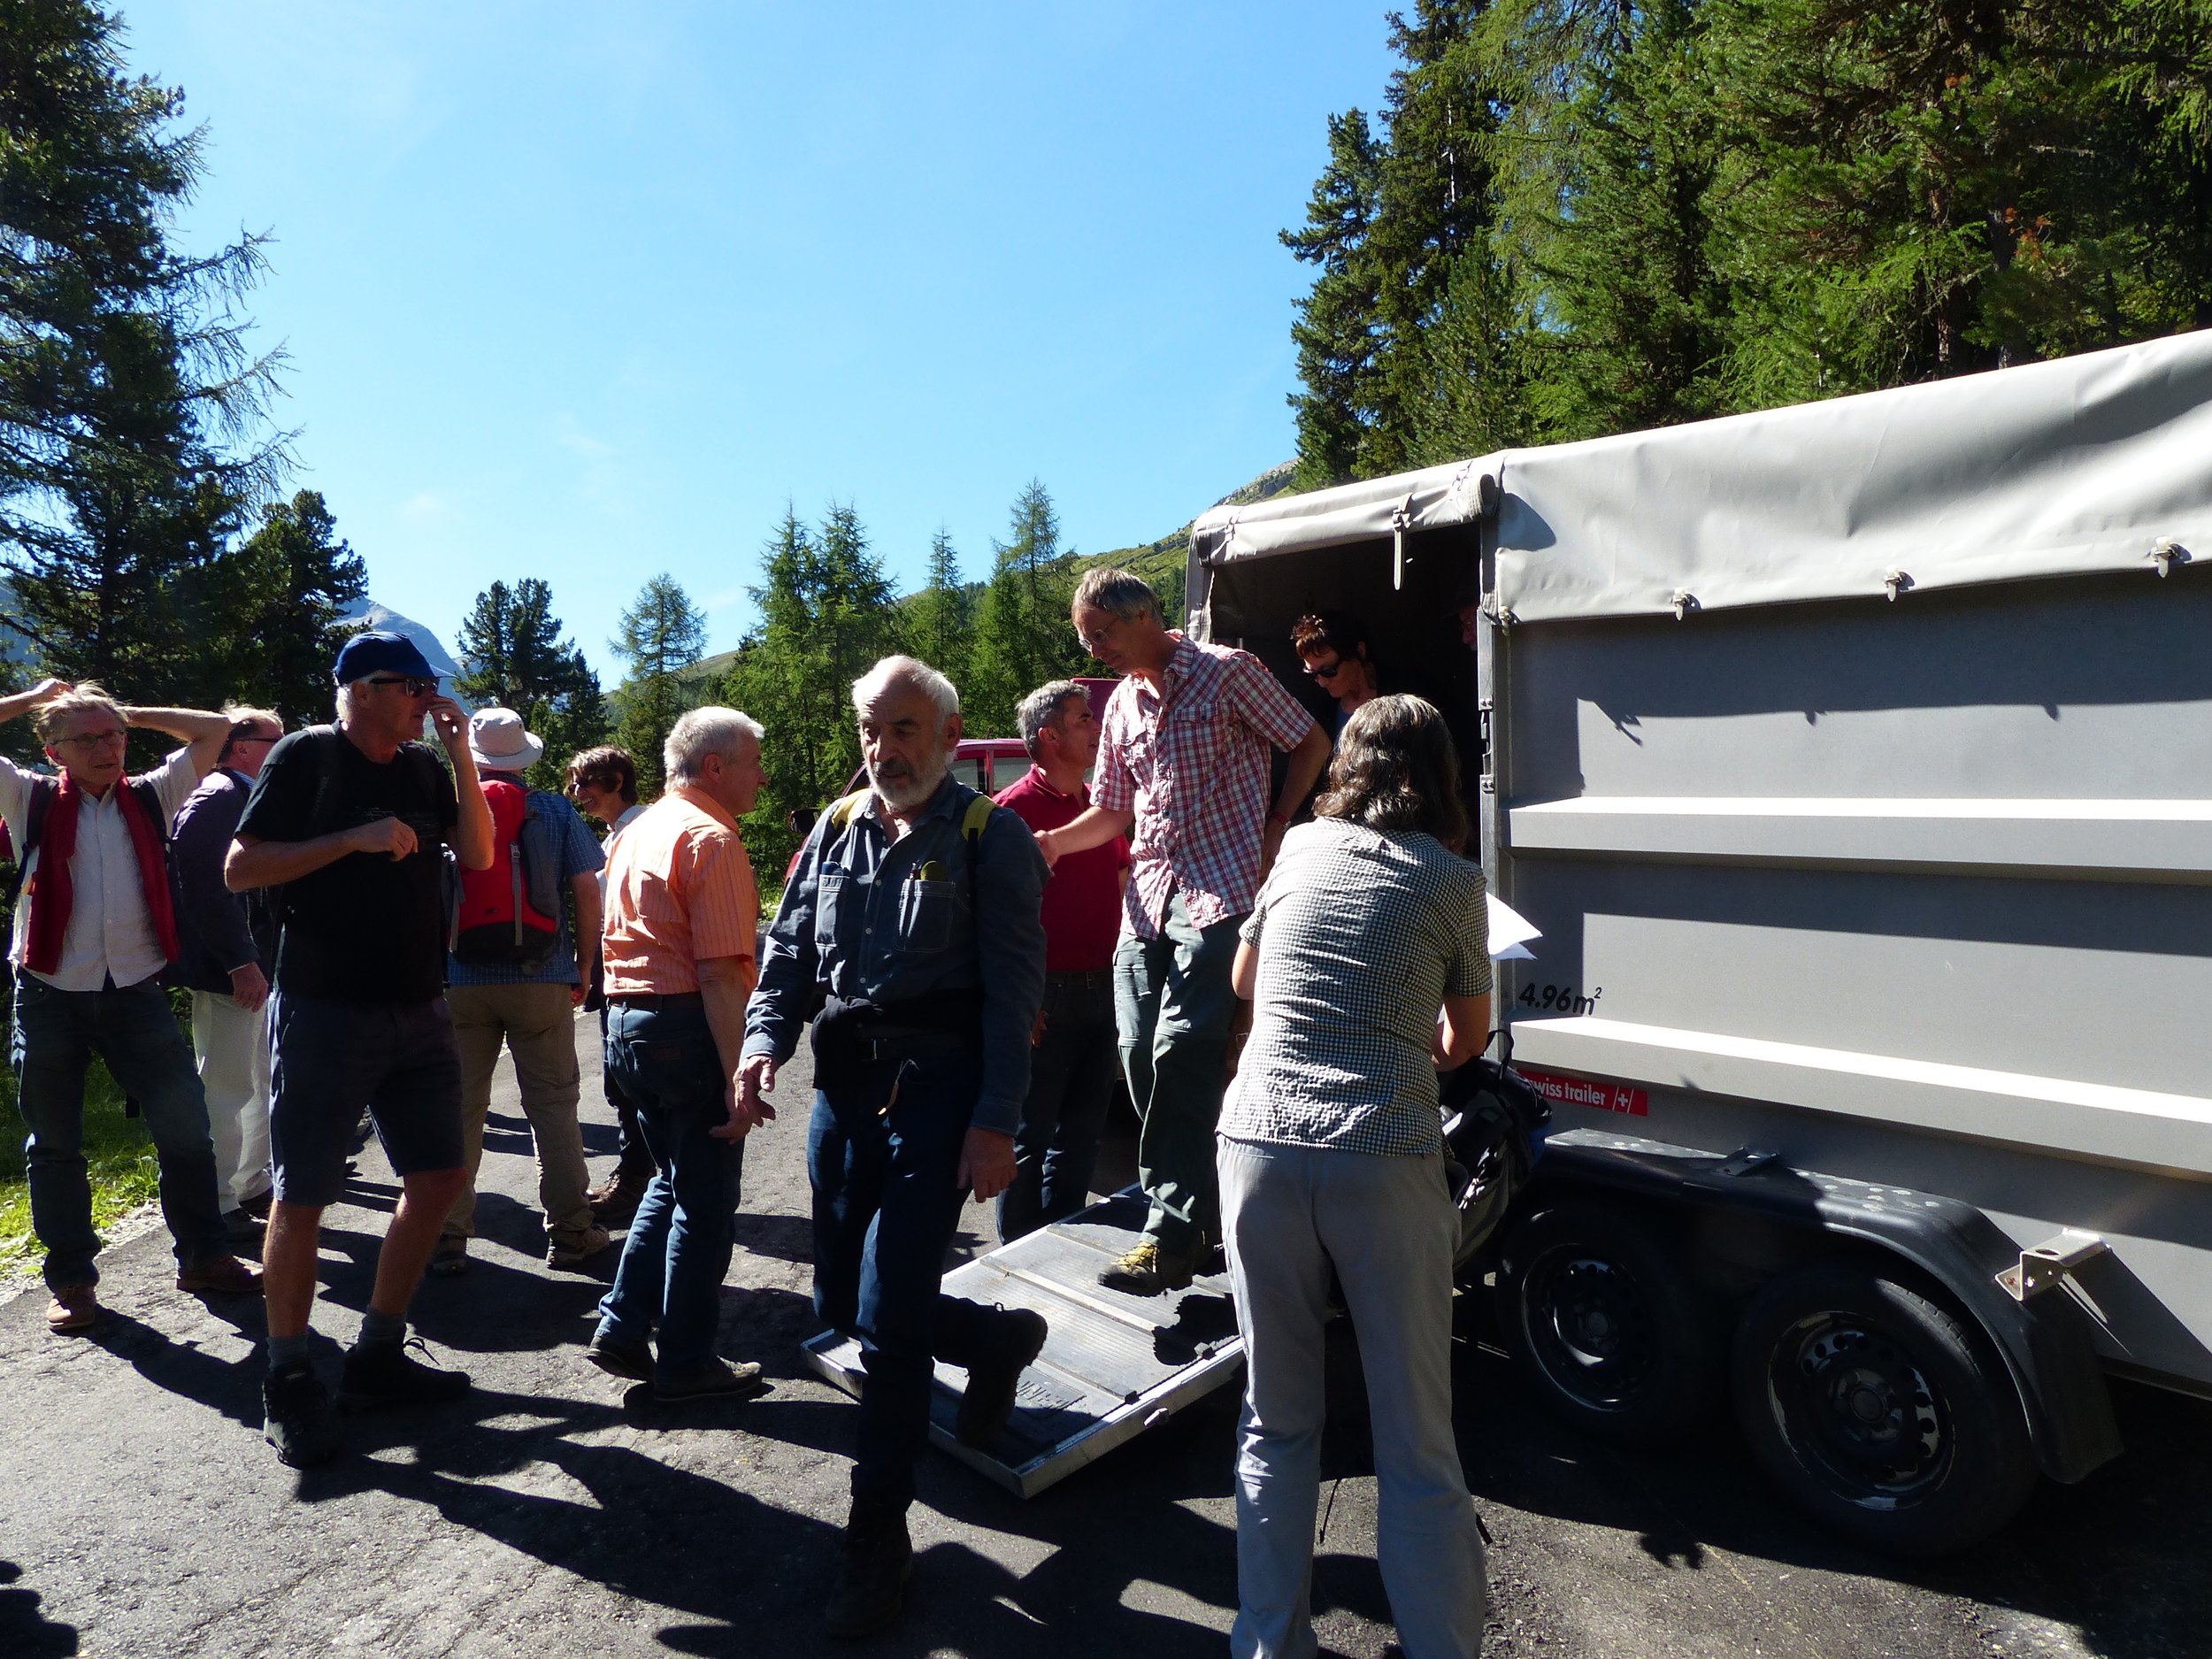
[1219,694,1493,1659]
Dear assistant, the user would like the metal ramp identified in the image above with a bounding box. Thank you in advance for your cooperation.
[801,1189,1246,1497]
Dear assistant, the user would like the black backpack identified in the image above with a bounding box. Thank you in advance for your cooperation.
[1440,1054,1552,1271]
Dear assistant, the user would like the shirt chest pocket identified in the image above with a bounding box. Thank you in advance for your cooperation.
[1159,688,1224,774]
[895,878,956,955]
[814,871,856,954]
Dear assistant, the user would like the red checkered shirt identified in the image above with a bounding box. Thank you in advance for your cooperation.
[1093,634,1318,940]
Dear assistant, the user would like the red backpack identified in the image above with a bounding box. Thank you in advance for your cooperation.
[454,778,562,969]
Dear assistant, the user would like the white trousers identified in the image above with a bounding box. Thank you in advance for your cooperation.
[1218,1136,1487,1659]
[191,989,272,1210]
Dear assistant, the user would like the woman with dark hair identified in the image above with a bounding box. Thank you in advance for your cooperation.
[1218,693,1492,1658]
[1290,611,1381,735]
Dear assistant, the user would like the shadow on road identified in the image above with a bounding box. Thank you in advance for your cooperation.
[0,1561,78,1656]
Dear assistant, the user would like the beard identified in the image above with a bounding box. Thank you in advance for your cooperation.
[869,750,949,812]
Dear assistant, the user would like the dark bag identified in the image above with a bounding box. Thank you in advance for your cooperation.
[1440,1054,1551,1269]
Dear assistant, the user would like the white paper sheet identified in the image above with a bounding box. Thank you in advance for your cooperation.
[1487,895,1540,958]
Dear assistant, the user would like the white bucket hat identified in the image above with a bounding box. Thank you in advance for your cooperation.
[467,706,545,772]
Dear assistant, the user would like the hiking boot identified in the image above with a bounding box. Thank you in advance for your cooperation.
[264,1362,341,1469]
[654,1357,767,1402]
[426,1237,469,1278]
[46,1284,100,1334]
[1097,1240,1194,1296]
[178,1253,264,1295]
[584,1328,654,1385]
[955,1308,1048,1448]
[824,1493,913,1640]
[547,1225,613,1271]
[588,1171,648,1226]
[338,1336,472,1409]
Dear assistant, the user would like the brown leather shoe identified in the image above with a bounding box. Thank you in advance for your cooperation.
[177,1253,265,1295]
[588,1172,647,1225]
[46,1284,100,1333]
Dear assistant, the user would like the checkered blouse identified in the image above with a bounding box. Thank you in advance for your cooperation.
[1222,818,1492,1156]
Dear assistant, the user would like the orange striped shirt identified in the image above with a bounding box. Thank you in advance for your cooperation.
[601,784,759,997]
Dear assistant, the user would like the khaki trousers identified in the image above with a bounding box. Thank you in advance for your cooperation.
[190,989,273,1210]
[443,981,595,1248]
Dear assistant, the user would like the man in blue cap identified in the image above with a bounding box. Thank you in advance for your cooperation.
[227,631,495,1467]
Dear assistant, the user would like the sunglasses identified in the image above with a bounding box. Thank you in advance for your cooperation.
[364,674,437,697]
[1302,657,1347,681]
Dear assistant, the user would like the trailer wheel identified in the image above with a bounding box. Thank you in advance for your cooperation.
[1730,1266,2036,1557]
[1497,1202,1717,1447]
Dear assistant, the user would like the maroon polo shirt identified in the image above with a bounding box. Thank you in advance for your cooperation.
[995,764,1129,973]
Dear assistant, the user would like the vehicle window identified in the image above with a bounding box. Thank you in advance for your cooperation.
[949,757,986,792]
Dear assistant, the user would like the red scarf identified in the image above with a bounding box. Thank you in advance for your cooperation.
[25,773,180,978]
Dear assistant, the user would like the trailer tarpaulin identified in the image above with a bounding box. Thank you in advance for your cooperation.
[1188,332,2212,625]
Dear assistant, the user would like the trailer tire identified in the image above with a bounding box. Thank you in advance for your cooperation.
[1497,1201,1717,1448]
[1730,1265,2037,1557]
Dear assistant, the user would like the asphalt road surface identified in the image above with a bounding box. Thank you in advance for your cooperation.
[3,1013,2207,1657]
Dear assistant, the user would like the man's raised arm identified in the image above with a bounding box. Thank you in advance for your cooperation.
[123,704,232,779]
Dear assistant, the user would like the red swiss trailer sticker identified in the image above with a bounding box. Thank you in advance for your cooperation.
[1517,1068,1649,1118]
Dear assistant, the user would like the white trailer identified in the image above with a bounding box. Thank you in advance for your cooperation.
[1184,330,2212,1555]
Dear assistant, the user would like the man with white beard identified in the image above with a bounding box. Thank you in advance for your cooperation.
[741,656,1048,1640]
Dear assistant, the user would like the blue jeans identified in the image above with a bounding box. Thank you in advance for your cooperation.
[997,970,1118,1241]
[12,973,226,1289]
[809,1037,1006,1502]
[595,1001,743,1377]
[1113,890,1245,1252]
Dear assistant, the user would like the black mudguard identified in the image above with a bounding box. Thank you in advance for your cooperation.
[1526,1128,2124,1484]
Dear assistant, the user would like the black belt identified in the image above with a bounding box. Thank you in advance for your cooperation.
[1048,968,1114,990]
[607,991,703,1010]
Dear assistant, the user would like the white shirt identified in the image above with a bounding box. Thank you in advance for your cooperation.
[595,803,647,897]
[0,749,202,993]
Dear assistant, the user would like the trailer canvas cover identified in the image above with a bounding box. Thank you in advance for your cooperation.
[1189,330,2212,616]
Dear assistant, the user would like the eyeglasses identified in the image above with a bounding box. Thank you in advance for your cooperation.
[1075,615,1125,654]
[364,674,437,697]
[229,726,280,746]
[53,728,126,750]
[1302,657,1347,681]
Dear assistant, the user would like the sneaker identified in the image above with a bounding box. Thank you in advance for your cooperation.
[338,1336,472,1409]
[584,1329,654,1385]
[45,1284,100,1334]
[426,1238,469,1278]
[1097,1240,1194,1296]
[264,1362,341,1468]
[956,1308,1048,1448]
[178,1253,264,1295]
[547,1225,613,1271]
[653,1357,767,1402]
[824,1494,913,1640]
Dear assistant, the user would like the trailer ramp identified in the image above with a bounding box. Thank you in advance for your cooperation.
[801,1189,1244,1497]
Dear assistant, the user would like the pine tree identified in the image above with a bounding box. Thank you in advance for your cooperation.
[1282,111,1387,486]
[906,529,973,695]
[456,576,606,790]
[0,1,283,700]
[966,480,1087,737]
[724,504,901,876]
[610,573,706,799]
[217,489,367,724]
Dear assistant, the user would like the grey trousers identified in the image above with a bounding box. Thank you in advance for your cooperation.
[1218,1136,1487,1659]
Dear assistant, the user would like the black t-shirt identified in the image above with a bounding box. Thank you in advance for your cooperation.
[237,727,460,1003]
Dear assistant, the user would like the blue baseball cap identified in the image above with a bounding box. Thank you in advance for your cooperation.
[333,630,438,686]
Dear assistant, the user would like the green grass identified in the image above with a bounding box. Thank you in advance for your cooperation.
[0,1056,160,1279]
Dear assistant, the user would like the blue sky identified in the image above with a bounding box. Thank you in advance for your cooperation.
[123,3,1395,680]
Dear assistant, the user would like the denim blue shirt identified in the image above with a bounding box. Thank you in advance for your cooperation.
[743,773,1048,1135]
[446,787,605,987]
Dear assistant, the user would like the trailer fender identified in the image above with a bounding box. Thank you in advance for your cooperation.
[1530,1129,2124,1484]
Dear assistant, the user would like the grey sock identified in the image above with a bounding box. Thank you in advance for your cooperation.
[267,1332,312,1371]
[356,1309,406,1353]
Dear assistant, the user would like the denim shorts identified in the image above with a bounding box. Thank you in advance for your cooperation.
[269,993,465,1205]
